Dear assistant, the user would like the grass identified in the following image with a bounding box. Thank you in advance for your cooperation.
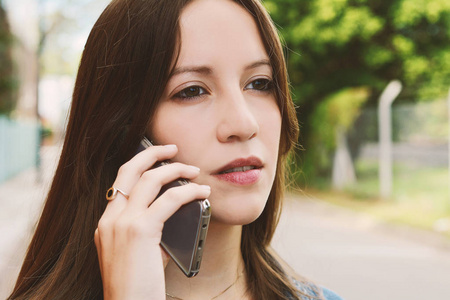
[297,159,450,237]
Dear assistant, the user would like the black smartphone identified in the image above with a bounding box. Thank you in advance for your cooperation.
[137,137,211,277]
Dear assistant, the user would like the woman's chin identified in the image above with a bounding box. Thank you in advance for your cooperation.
[209,199,267,226]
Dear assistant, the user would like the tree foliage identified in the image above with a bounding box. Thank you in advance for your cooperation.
[264,0,450,182]
[0,3,17,115]
[38,0,111,76]
[307,87,369,177]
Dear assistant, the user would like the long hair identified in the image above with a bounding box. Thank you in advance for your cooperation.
[8,0,304,299]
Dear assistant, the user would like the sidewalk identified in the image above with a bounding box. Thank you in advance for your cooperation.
[0,145,61,299]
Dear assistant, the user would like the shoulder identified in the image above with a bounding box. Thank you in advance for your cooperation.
[293,279,345,300]
[321,286,345,300]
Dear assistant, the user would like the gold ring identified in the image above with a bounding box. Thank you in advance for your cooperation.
[106,187,129,200]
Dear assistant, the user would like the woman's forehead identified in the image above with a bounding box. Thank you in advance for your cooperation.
[177,0,267,68]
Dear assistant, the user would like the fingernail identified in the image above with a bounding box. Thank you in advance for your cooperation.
[190,165,200,172]
[200,185,211,190]
[166,144,177,150]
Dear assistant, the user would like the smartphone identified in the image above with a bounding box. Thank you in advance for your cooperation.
[137,137,211,277]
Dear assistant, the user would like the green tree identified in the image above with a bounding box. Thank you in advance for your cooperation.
[0,2,17,115]
[307,87,370,177]
[265,0,450,183]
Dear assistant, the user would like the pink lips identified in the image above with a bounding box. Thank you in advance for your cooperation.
[212,156,263,185]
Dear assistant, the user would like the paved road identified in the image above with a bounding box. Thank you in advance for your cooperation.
[273,195,450,300]
[1,145,450,299]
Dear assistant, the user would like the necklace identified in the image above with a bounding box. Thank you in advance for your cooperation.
[165,272,243,300]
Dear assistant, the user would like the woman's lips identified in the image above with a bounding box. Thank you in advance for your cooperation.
[212,156,263,185]
[213,169,262,185]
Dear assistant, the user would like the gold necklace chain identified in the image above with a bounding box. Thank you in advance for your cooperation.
[165,272,243,300]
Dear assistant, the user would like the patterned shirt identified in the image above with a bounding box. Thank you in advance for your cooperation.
[293,279,344,300]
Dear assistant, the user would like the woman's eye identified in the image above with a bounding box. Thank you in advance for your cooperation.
[172,86,207,100]
[245,78,274,91]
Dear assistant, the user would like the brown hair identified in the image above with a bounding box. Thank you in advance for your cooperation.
[8,0,308,299]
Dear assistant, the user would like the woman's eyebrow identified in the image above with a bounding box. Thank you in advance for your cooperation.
[170,59,271,78]
[170,66,212,78]
[244,59,271,71]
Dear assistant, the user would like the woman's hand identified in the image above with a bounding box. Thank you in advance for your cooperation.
[94,144,211,300]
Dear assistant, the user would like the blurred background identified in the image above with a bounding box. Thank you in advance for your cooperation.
[0,0,449,299]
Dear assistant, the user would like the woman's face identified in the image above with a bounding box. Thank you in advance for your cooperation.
[148,0,281,225]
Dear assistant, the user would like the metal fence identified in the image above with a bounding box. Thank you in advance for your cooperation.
[347,98,449,213]
[355,99,448,166]
[0,116,40,183]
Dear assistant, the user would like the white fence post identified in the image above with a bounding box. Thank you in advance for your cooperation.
[332,127,356,190]
[448,88,450,204]
[378,80,402,199]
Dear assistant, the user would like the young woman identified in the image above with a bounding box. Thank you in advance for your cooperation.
[9,0,343,299]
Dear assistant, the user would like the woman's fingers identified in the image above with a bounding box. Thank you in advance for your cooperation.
[112,183,210,244]
[118,144,178,182]
[126,162,202,211]
[101,144,179,218]
[109,144,178,200]
[145,183,211,224]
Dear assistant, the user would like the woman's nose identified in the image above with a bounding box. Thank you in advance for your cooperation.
[216,91,259,143]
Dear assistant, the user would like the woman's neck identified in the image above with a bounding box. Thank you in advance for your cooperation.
[164,222,248,300]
